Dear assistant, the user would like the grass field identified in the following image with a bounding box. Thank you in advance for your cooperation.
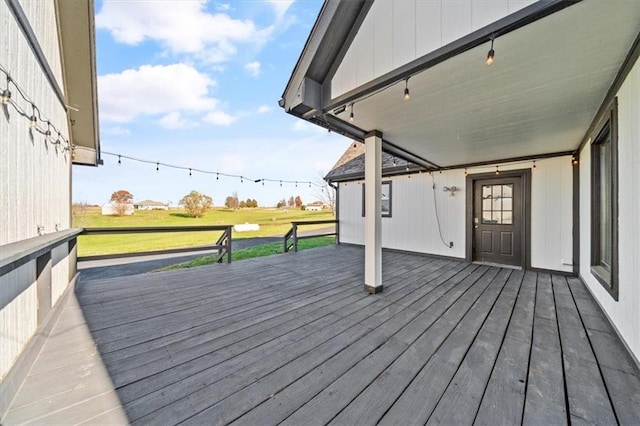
[73,207,335,257]
[160,236,336,271]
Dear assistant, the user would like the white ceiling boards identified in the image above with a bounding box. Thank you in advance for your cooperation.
[282,0,640,168]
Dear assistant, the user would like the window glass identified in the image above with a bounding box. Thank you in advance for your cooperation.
[481,183,513,225]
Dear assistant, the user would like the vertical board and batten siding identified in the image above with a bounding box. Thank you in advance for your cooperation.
[338,156,573,272]
[0,0,70,246]
[332,0,536,98]
[0,0,73,381]
[0,262,37,380]
[579,59,640,360]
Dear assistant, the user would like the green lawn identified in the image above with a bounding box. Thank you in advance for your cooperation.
[73,207,335,257]
[159,236,336,271]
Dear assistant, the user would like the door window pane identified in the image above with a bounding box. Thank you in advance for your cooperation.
[481,183,513,224]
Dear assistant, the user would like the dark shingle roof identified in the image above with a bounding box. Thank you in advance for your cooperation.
[325,142,422,182]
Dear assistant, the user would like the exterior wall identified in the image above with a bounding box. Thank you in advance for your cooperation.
[579,58,640,360]
[0,0,71,246]
[338,156,573,272]
[332,0,536,98]
[0,262,37,380]
[0,1,75,382]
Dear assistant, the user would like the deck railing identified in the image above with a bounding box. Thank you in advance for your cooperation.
[283,220,338,253]
[79,225,233,263]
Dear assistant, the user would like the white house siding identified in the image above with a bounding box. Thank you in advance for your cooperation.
[338,156,573,272]
[0,262,37,380]
[0,0,71,246]
[0,1,73,381]
[579,59,640,360]
[332,0,536,98]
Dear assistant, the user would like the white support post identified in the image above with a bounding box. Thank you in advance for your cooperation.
[364,130,383,293]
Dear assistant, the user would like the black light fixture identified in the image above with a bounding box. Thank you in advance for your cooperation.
[156,162,159,172]
[487,37,495,66]
[404,78,410,101]
[495,165,500,175]
[216,173,219,180]
[189,168,192,177]
[118,155,121,166]
[349,104,354,122]
[532,160,536,170]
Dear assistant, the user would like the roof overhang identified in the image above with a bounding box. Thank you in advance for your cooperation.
[282,0,640,169]
[55,0,101,166]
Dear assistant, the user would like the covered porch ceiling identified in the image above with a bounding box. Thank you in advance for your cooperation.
[283,1,640,169]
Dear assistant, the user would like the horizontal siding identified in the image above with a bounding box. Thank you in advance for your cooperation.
[0,0,70,246]
[580,59,640,360]
[332,0,536,98]
[0,261,37,380]
[338,156,573,272]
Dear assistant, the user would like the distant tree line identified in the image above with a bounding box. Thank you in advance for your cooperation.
[224,192,259,210]
[276,195,303,209]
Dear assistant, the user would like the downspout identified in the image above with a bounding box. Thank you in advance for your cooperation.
[327,180,339,245]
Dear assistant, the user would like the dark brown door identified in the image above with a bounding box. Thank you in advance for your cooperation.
[473,176,523,266]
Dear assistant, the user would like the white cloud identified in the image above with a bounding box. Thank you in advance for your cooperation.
[104,126,131,136]
[257,105,271,114]
[215,2,232,12]
[244,61,261,77]
[158,112,189,129]
[99,63,235,126]
[96,0,273,63]
[204,111,238,126]
[292,120,325,134]
[267,0,295,22]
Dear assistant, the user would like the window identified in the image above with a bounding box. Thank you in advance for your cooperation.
[591,99,618,300]
[362,181,392,218]
[481,184,513,224]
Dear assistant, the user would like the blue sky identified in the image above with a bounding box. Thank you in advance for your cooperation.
[72,0,351,207]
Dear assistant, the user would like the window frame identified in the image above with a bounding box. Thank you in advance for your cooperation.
[590,98,618,301]
[362,180,392,218]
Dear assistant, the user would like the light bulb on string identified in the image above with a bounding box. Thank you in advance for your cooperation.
[156,162,159,172]
[189,168,192,177]
[349,104,354,122]
[118,155,121,166]
[216,173,219,181]
[486,37,495,66]
[532,160,536,170]
[404,78,410,101]
[280,180,282,187]
[495,165,500,175]
[464,168,468,176]
[308,182,311,188]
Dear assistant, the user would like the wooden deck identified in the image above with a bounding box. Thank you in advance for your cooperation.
[4,245,639,425]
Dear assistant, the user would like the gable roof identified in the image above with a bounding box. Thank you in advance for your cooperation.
[134,200,167,206]
[325,143,421,182]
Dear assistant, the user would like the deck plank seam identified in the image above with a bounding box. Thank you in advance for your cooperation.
[421,269,515,425]
[471,270,526,425]
[520,271,539,426]
[565,276,621,425]
[327,266,497,424]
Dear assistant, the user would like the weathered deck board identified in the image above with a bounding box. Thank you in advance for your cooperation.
[4,245,639,426]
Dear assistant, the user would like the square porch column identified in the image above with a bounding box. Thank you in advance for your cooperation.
[364,130,383,294]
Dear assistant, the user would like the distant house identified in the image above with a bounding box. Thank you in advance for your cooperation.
[101,203,134,216]
[133,200,168,210]
[305,201,327,211]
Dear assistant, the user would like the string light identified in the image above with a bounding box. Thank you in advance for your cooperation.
[572,156,579,166]
[464,168,468,176]
[118,155,121,166]
[495,165,500,175]
[487,37,495,66]
[0,63,72,155]
[100,151,326,188]
[349,104,354,122]
[404,78,410,101]
[532,160,536,170]
[392,157,397,167]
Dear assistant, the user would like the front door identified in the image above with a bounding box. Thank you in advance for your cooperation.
[473,176,523,267]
